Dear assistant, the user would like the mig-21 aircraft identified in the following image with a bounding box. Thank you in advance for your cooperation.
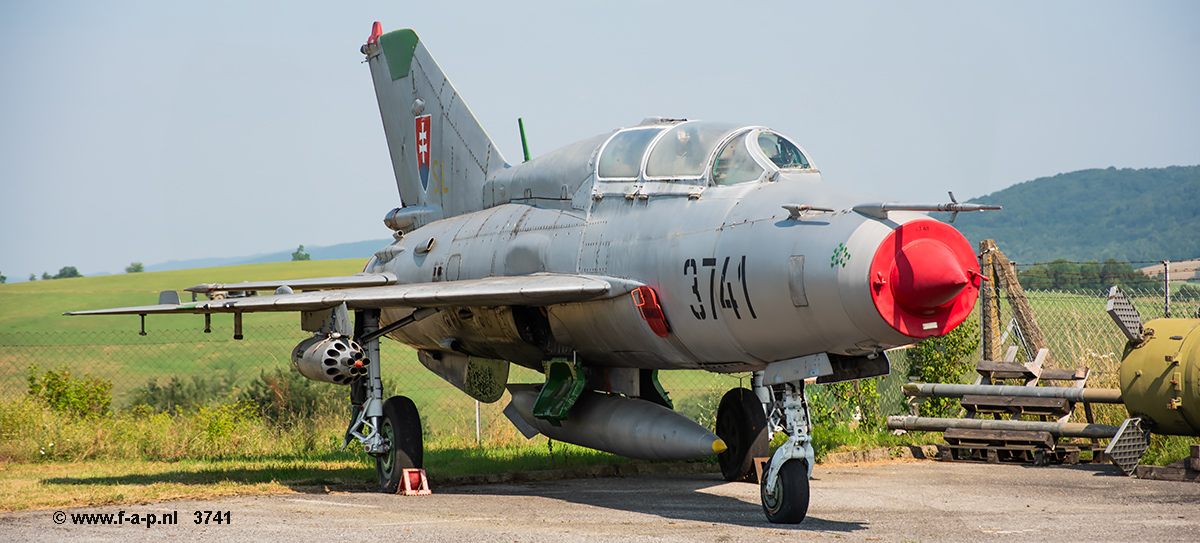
[68,22,999,523]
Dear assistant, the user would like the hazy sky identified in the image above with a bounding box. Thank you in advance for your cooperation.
[2,1,1197,280]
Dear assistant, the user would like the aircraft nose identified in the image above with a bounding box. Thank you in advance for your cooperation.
[868,220,980,338]
[890,239,969,317]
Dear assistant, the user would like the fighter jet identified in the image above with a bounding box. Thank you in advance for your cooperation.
[67,22,999,524]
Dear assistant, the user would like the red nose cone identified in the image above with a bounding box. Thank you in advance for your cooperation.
[869,220,980,338]
[890,239,969,316]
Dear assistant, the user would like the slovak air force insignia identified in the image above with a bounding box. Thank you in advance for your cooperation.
[415,114,432,191]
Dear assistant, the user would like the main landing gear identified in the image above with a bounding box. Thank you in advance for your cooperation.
[715,388,769,482]
[343,309,425,493]
[377,395,423,492]
[716,373,814,524]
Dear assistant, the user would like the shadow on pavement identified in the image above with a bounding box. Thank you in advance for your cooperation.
[435,472,867,532]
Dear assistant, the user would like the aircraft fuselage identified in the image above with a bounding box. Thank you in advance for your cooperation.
[366,127,978,374]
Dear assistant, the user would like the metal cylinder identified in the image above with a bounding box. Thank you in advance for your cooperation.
[886,416,1119,439]
[902,383,1123,403]
[1119,318,1200,437]
[507,386,726,461]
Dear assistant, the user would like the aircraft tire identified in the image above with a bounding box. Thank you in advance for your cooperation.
[377,395,423,493]
[715,387,769,482]
[761,458,809,524]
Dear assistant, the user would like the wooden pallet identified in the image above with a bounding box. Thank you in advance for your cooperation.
[961,395,1072,419]
[939,428,1105,465]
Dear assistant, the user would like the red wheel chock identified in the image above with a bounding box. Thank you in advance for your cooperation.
[400,468,431,495]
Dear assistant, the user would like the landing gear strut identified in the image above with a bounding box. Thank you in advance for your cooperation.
[757,378,814,524]
[345,309,426,493]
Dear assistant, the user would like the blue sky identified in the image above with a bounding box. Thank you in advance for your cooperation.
[2,1,1197,280]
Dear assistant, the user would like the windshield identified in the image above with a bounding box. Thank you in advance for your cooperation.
[757,132,810,169]
[712,132,764,185]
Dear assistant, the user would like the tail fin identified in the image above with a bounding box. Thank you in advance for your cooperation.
[363,24,508,218]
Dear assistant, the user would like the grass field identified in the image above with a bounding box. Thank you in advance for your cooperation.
[0,261,749,438]
[0,259,368,334]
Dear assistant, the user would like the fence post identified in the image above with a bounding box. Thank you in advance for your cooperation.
[1164,260,1171,318]
[980,240,1002,362]
[983,240,1053,366]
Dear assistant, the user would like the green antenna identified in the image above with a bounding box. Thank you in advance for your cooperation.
[518,118,531,162]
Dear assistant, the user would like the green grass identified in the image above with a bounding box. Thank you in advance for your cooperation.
[0,259,370,334]
[0,260,746,411]
[811,423,943,461]
[0,394,647,512]
[0,265,743,513]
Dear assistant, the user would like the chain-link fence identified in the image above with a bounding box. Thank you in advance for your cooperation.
[984,287,1183,382]
[2,285,1193,438]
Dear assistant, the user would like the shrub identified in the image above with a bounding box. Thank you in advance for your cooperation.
[907,317,980,417]
[129,374,238,413]
[241,367,345,426]
[818,378,883,430]
[26,365,112,420]
[674,387,723,431]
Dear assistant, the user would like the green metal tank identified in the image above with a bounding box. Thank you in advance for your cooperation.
[1119,318,1200,436]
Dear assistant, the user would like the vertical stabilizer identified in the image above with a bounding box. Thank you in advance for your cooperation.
[362,24,508,218]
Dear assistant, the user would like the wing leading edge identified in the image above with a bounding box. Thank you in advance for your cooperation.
[64,274,644,316]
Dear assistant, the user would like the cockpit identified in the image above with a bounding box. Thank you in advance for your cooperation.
[596,120,815,186]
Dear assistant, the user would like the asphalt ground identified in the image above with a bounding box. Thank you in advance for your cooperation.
[3,459,1198,542]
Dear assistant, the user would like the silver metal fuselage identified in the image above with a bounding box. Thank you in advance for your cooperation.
[365,138,925,374]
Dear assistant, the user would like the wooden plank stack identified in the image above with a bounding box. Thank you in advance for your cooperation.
[936,347,1107,465]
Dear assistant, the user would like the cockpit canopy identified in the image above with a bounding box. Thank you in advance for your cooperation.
[596,120,814,186]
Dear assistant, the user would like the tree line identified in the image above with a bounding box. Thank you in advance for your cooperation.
[1016,258,1200,300]
[19,262,146,282]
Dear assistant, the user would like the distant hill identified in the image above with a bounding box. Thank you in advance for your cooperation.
[145,239,392,272]
[946,165,1200,264]
[139,165,1199,272]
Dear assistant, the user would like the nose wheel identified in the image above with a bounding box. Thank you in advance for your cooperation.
[761,458,810,523]
[758,380,815,524]
[376,395,423,493]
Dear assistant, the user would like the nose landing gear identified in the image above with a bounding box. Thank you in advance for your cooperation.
[759,380,814,524]
[716,374,814,524]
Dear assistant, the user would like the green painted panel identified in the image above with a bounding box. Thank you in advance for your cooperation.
[379,29,419,81]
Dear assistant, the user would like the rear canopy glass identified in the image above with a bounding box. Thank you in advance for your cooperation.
[645,122,740,179]
[597,128,664,179]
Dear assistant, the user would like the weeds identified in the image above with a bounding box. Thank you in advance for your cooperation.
[674,386,723,431]
[129,374,238,413]
[0,394,351,464]
[811,422,942,461]
[906,317,980,418]
[240,366,345,426]
[26,365,112,420]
